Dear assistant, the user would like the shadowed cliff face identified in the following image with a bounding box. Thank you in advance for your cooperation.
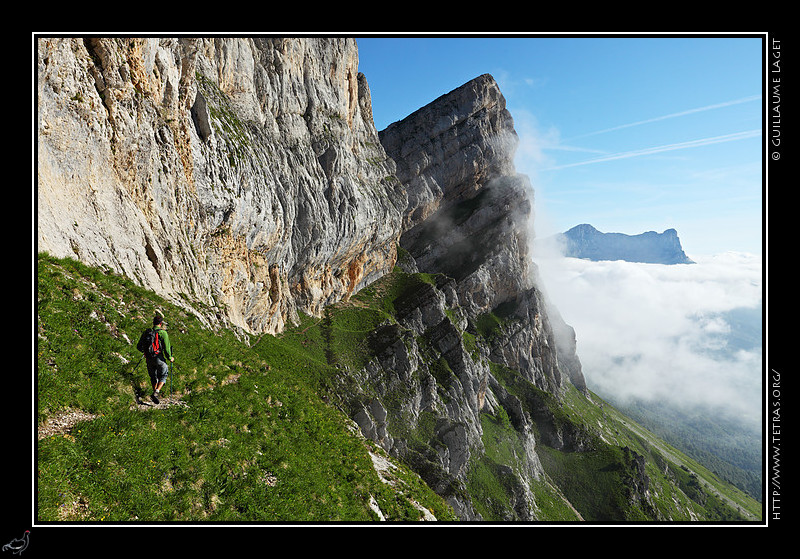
[380,74,580,397]
[37,37,406,335]
[379,74,519,234]
[326,73,588,520]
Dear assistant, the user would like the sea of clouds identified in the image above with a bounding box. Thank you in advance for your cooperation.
[534,248,763,428]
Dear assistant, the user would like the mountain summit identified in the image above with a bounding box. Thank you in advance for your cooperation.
[555,224,694,264]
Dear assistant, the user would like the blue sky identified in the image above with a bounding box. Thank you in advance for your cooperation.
[356,35,764,256]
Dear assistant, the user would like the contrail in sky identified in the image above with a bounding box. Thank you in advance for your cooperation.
[567,95,762,140]
[542,129,762,171]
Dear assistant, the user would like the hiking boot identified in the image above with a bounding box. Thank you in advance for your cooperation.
[151,391,160,404]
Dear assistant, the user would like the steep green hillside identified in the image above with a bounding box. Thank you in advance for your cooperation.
[36,253,762,523]
[553,384,762,521]
[36,253,456,522]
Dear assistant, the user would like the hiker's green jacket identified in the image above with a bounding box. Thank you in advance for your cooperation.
[154,327,172,361]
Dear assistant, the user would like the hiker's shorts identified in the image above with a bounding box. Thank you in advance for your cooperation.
[147,357,169,385]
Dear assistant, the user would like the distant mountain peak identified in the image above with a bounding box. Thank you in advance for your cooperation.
[556,224,694,264]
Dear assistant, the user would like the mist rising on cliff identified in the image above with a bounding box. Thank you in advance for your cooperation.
[510,105,762,427]
[535,247,762,427]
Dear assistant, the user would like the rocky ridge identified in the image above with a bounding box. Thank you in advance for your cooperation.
[334,74,591,519]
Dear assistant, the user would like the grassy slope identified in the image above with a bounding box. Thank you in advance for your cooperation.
[36,253,456,522]
[556,384,762,521]
[36,253,762,523]
[471,361,762,522]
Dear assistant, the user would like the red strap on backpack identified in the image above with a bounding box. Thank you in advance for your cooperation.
[152,331,160,355]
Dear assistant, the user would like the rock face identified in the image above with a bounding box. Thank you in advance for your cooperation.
[337,74,588,519]
[37,37,405,334]
[381,75,582,396]
[37,39,589,520]
[555,224,694,264]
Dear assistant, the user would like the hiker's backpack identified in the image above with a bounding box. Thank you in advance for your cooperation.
[137,328,161,358]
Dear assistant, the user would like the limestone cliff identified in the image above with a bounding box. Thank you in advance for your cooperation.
[36,37,588,520]
[381,75,585,396]
[37,37,405,334]
[332,74,590,519]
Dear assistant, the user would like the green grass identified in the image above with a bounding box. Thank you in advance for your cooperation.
[560,384,763,521]
[36,253,456,522]
[467,407,583,522]
[537,444,641,521]
[482,359,763,522]
[467,408,529,521]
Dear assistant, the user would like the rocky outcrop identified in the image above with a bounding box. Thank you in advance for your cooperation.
[379,74,519,235]
[37,37,406,334]
[380,74,580,396]
[340,74,589,520]
[350,274,493,519]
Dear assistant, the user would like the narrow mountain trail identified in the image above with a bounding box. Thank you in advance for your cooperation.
[36,370,241,440]
[37,396,188,441]
[37,408,101,440]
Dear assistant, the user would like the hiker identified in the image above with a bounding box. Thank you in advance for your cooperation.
[145,314,174,404]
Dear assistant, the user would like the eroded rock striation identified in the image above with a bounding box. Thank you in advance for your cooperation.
[335,74,589,519]
[381,74,584,397]
[38,37,405,334]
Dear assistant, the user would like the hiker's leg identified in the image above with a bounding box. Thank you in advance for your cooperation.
[146,359,157,390]
[154,360,169,393]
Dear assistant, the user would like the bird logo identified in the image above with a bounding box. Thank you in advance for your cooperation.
[2,531,29,556]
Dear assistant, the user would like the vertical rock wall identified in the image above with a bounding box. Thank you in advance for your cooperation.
[380,74,575,395]
[37,37,406,334]
[337,74,589,519]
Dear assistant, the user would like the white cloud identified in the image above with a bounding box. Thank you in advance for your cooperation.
[535,250,763,425]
